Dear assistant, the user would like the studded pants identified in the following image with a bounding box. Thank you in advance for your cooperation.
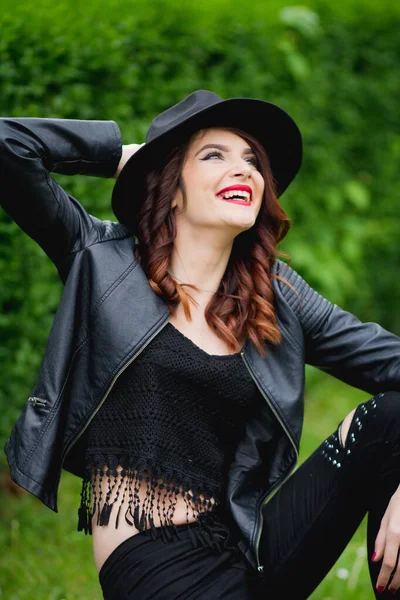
[257,391,400,599]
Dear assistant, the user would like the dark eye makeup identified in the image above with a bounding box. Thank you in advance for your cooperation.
[201,151,259,168]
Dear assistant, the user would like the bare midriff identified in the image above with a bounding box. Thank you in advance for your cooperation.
[92,468,217,574]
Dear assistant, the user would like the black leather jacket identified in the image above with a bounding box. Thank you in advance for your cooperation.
[2,118,400,574]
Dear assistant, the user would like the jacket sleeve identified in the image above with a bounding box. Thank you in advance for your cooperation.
[275,260,400,395]
[0,117,122,267]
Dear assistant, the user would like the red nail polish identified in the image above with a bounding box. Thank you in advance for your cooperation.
[371,552,377,561]
[377,586,385,594]
[389,589,397,595]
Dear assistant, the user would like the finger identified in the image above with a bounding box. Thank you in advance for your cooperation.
[373,520,388,562]
[387,558,400,594]
[376,542,400,593]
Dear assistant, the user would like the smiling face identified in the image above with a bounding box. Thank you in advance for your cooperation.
[171,128,265,238]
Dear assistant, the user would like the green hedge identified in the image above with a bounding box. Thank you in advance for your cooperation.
[1,0,399,447]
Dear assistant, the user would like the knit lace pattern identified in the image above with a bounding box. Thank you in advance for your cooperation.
[77,322,261,551]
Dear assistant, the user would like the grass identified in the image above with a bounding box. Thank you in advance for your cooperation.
[0,368,377,599]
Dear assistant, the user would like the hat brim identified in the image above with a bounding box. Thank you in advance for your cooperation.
[111,98,302,231]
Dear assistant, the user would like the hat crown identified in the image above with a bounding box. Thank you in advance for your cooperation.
[146,90,223,143]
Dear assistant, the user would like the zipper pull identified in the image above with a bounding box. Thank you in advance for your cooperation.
[28,396,47,407]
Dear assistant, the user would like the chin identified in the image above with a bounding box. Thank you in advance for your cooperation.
[237,220,256,230]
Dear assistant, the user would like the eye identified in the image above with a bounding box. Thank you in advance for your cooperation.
[201,151,223,160]
[246,156,259,168]
[201,151,259,168]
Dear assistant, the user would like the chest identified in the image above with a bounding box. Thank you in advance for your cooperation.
[169,310,244,356]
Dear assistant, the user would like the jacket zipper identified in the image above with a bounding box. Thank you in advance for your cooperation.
[240,349,299,574]
[28,396,47,407]
[253,461,298,574]
[60,315,170,471]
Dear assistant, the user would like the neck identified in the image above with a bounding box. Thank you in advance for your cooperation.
[169,229,233,295]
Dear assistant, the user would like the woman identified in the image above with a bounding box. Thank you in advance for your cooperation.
[2,90,400,599]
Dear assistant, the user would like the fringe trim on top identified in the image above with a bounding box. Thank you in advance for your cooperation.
[77,459,233,555]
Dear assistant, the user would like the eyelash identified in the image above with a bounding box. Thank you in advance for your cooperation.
[202,151,259,168]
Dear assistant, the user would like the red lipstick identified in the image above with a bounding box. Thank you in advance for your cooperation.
[216,184,253,199]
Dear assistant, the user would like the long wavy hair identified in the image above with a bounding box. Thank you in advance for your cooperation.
[133,126,292,357]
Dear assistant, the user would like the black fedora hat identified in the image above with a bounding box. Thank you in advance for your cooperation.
[111,90,302,231]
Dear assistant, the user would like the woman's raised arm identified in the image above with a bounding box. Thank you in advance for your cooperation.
[0,117,122,269]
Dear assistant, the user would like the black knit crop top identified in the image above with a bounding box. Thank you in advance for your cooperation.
[77,322,262,549]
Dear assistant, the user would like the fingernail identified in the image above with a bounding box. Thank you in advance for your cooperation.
[389,589,397,595]
[377,586,385,594]
[371,552,377,561]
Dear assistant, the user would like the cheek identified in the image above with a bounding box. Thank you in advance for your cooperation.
[257,176,265,198]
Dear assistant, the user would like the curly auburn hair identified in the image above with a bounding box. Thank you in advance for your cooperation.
[133,127,292,357]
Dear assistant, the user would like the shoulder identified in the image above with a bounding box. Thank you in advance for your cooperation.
[92,218,132,245]
[271,259,304,297]
[271,259,333,326]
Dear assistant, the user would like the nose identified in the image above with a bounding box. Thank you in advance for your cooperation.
[229,159,252,179]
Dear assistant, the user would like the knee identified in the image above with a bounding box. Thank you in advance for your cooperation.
[339,391,400,449]
[339,408,356,449]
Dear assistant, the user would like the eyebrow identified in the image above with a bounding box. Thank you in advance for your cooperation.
[194,143,256,157]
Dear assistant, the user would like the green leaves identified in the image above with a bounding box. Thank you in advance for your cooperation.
[343,180,370,211]
[279,6,321,38]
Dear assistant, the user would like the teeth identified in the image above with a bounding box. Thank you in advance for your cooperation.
[218,190,251,202]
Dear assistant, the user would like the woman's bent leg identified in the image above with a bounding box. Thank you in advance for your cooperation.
[258,391,400,599]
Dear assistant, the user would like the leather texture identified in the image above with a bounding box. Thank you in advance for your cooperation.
[1,117,400,571]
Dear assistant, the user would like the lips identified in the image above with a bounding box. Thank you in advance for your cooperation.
[216,184,253,201]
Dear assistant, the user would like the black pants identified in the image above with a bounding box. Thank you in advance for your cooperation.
[99,391,400,599]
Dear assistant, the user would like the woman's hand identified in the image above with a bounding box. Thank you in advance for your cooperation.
[372,485,400,594]
[113,143,145,179]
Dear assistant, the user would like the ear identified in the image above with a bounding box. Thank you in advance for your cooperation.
[171,190,181,210]
[172,178,185,210]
